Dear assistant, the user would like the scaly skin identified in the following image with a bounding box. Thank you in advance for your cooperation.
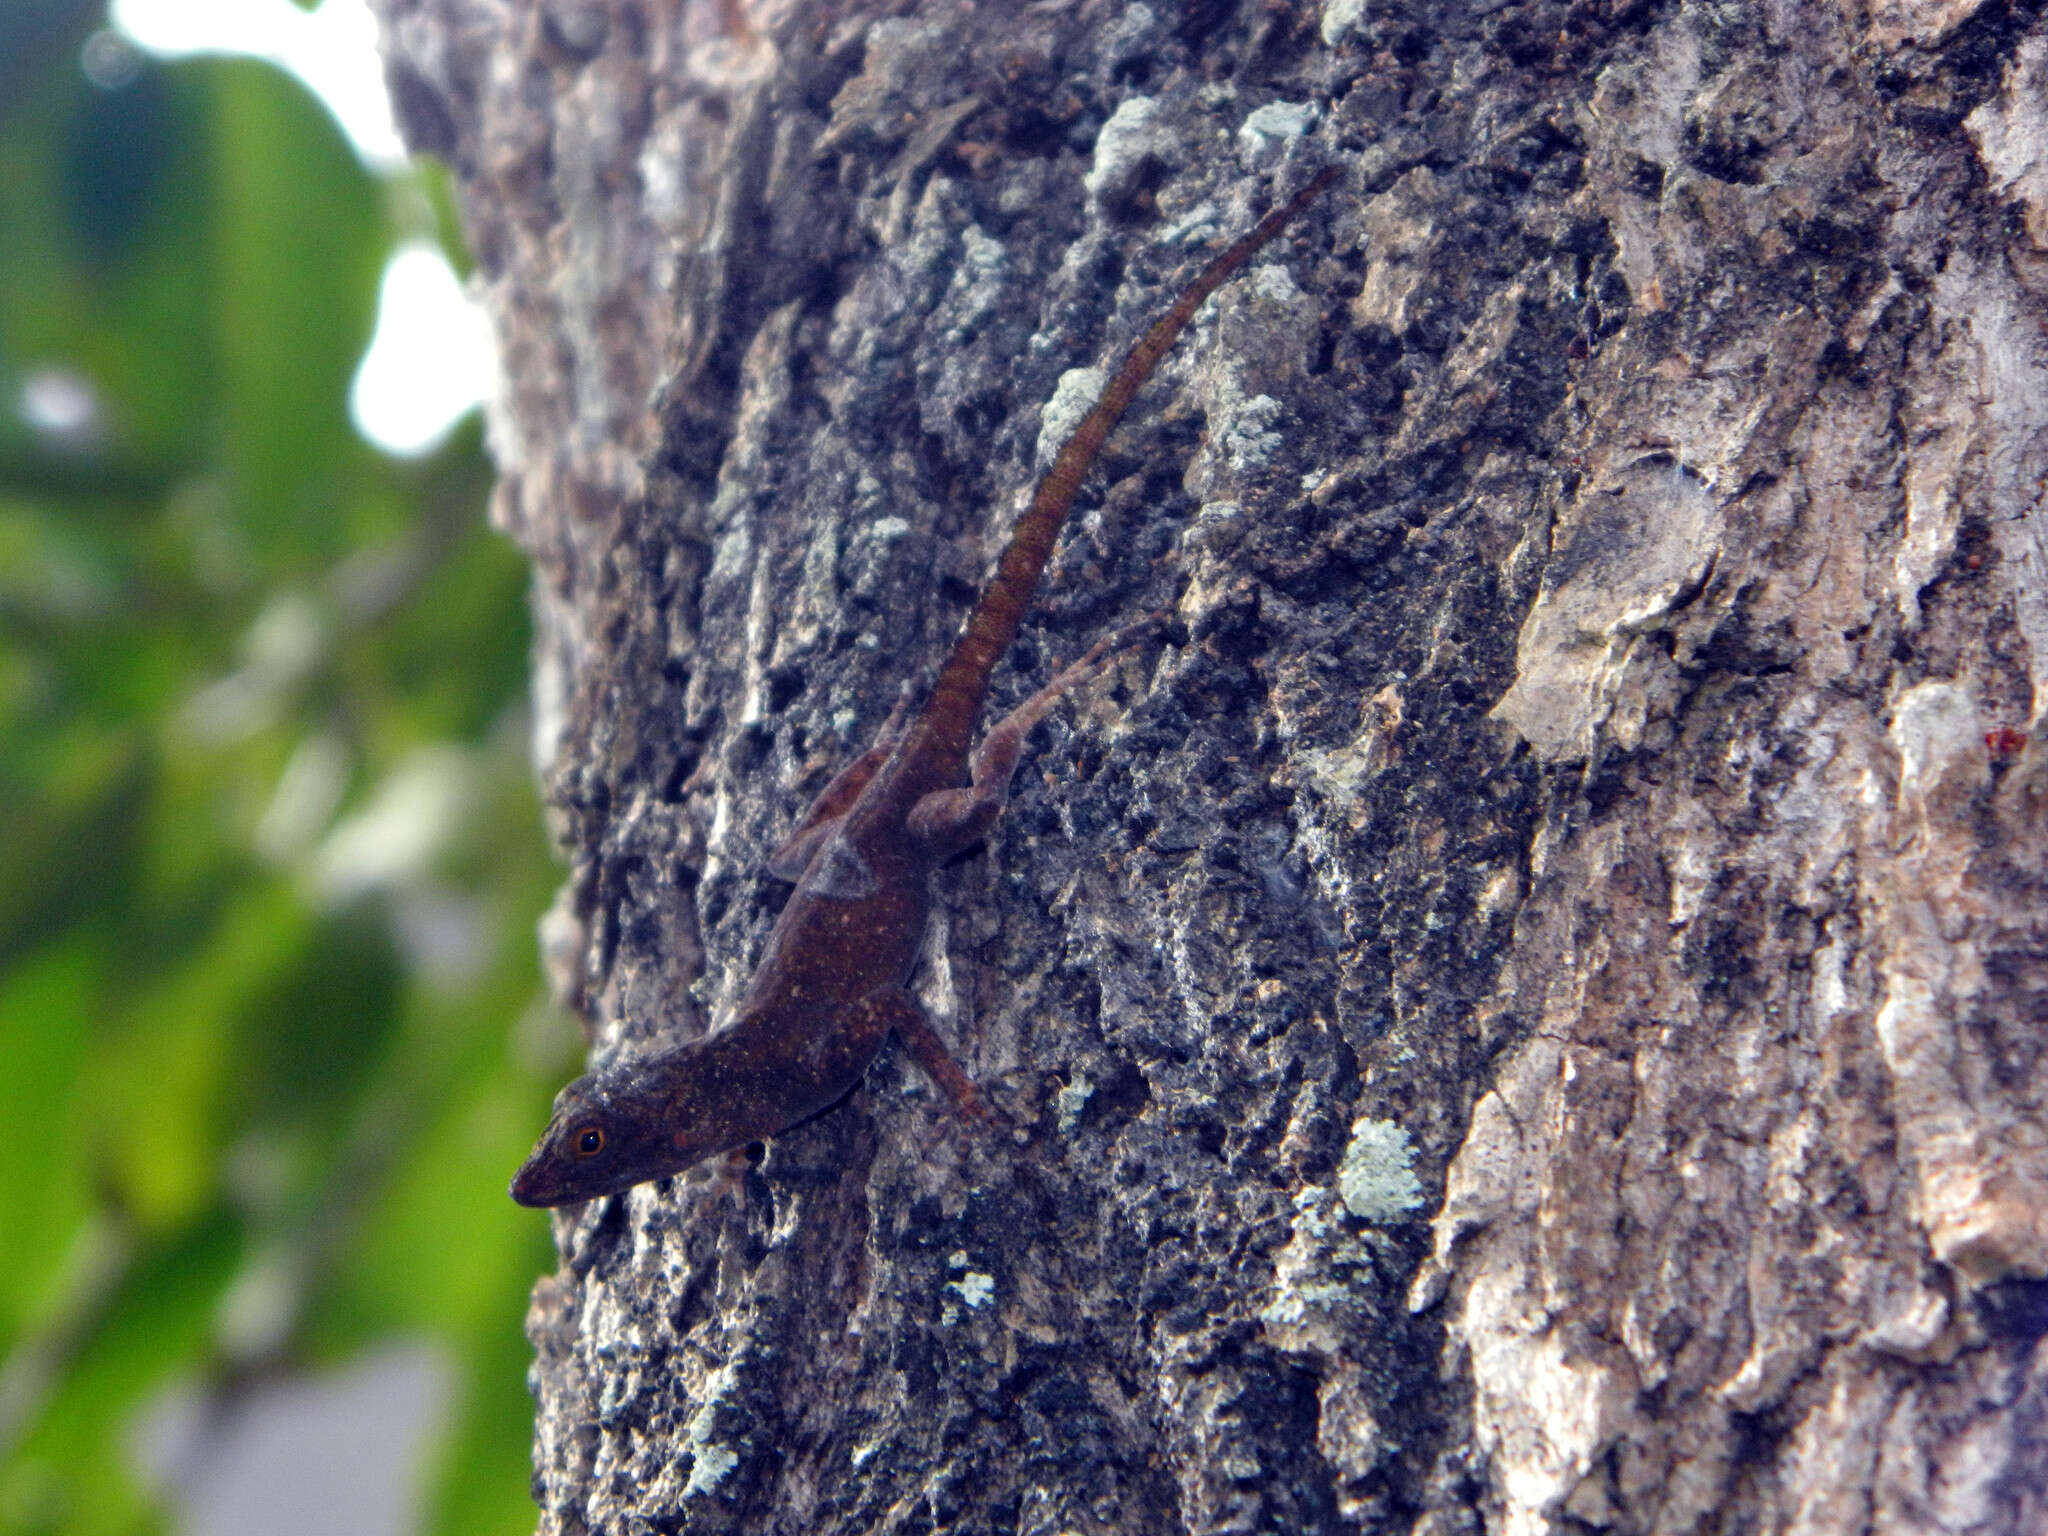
[511,167,1337,1207]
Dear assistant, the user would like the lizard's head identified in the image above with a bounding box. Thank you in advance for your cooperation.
[510,1071,681,1207]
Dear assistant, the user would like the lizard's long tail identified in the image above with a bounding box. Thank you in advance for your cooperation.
[912,165,1340,769]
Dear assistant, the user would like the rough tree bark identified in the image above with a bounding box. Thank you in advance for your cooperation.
[372,0,2048,1531]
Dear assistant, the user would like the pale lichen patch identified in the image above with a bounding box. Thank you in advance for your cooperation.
[1084,96,1167,206]
[1054,1074,1094,1134]
[1037,367,1107,470]
[1218,393,1286,472]
[946,1271,995,1310]
[682,1374,742,1499]
[1320,0,1368,48]
[1337,1117,1425,1224]
[1236,101,1315,171]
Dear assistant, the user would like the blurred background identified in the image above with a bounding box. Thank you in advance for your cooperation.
[0,1,572,1533]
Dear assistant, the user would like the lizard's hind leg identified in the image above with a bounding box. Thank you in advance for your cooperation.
[905,614,1161,859]
[767,682,918,879]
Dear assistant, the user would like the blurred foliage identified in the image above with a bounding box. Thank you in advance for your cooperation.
[0,12,570,1536]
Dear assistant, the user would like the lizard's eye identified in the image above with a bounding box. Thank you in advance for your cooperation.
[574,1125,605,1157]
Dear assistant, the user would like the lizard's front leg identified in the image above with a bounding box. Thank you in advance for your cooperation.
[884,992,1000,1127]
[810,987,998,1127]
[905,615,1160,859]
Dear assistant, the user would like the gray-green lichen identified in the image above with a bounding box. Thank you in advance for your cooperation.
[1054,1073,1094,1134]
[1320,0,1369,49]
[1037,367,1108,469]
[1219,392,1287,472]
[1338,1117,1425,1224]
[1237,101,1316,170]
[943,1250,995,1314]
[682,1385,741,1498]
[1083,95,1166,205]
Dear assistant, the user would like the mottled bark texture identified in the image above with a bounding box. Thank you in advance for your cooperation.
[373,0,2048,1531]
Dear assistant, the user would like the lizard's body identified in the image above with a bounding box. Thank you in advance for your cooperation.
[512,168,1335,1207]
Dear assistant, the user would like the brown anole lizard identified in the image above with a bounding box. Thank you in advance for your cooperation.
[511,166,1336,1207]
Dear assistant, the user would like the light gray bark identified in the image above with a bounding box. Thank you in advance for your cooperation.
[373,0,2048,1531]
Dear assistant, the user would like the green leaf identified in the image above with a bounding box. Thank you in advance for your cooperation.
[99,882,312,1231]
[207,56,387,562]
[0,34,555,1536]
[0,935,101,1334]
[3,1214,240,1536]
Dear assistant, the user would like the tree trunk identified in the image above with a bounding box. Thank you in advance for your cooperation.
[372,0,2048,1531]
